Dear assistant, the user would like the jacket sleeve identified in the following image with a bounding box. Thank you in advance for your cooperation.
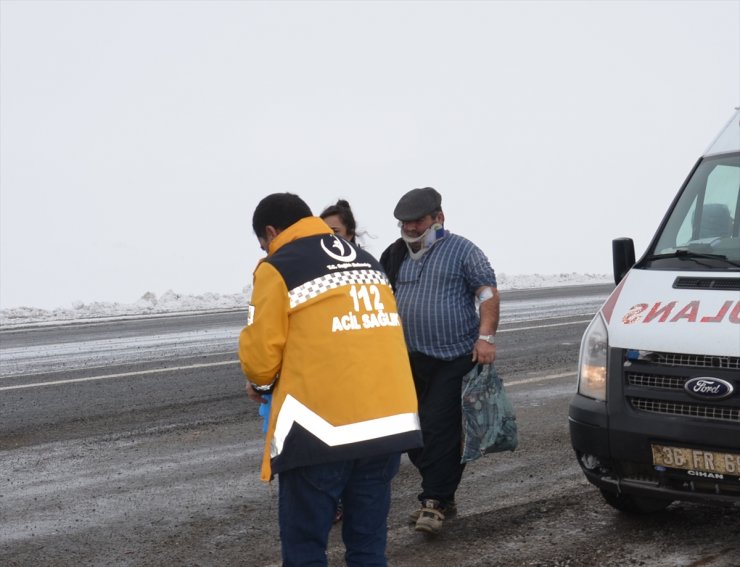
[379,238,407,292]
[238,262,289,386]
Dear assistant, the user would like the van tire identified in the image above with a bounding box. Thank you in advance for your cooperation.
[599,489,672,514]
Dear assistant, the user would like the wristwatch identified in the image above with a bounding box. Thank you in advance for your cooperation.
[478,334,495,345]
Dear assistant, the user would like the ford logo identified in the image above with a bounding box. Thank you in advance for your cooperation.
[684,377,734,400]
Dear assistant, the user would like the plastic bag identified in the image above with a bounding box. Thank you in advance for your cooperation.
[461,364,518,463]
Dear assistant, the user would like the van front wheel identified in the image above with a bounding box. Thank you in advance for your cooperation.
[599,489,672,514]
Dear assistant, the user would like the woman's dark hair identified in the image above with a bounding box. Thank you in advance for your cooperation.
[252,193,312,239]
[320,199,357,242]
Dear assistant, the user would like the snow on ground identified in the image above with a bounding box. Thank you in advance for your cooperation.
[0,273,611,328]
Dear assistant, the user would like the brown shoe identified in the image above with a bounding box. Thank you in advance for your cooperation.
[408,500,457,524]
[414,499,447,534]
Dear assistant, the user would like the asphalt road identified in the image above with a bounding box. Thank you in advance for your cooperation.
[2,284,739,567]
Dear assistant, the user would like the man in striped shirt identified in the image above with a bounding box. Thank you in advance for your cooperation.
[380,187,500,534]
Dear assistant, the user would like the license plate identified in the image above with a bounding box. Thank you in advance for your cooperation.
[652,444,740,476]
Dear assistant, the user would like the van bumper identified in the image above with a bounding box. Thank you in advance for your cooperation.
[569,393,740,507]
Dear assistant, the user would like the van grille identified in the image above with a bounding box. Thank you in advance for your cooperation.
[628,397,740,423]
[626,373,684,390]
[633,351,740,370]
[623,349,739,425]
[673,277,740,290]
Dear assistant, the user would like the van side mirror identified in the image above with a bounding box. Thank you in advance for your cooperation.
[612,238,635,285]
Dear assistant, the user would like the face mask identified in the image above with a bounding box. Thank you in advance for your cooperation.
[401,223,445,260]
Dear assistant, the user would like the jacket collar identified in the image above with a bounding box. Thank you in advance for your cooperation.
[267,216,333,256]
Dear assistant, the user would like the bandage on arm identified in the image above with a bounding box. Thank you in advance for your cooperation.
[477,287,495,303]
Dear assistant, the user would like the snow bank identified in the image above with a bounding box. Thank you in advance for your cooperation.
[496,272,611,290]
[0,273,611,328]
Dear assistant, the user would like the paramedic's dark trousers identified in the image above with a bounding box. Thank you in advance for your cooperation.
[407,352,476,508]
[278,453,401,567]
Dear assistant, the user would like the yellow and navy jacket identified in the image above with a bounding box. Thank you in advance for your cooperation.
[239,217,422,481]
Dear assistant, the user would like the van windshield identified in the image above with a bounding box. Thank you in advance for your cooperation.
[647,152,740,270]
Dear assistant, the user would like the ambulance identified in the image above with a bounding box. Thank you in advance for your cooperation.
[569,109,740,512]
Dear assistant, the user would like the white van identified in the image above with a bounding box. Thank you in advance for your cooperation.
[569,109,740,512]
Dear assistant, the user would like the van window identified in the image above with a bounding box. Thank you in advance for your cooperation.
[652,153,740,266]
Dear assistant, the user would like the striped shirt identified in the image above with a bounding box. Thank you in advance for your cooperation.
[394,232,497,360]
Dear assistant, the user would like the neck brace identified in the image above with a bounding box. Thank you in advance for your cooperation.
[401,223,445,260]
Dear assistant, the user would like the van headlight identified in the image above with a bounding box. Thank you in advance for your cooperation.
[578,314,608,401]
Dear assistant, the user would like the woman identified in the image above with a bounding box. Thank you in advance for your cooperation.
[320,199,358,244]
[319,199,360,524]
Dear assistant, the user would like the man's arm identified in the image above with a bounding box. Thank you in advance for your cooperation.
[238,263,288,388]
[472,286,499,364]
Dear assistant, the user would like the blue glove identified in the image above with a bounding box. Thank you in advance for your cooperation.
[258,394,272,433]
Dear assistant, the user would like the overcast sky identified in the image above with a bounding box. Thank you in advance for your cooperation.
[1,0,738,310]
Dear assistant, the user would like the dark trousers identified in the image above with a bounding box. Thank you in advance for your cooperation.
[278,453,401,567]
[407,352,475,508]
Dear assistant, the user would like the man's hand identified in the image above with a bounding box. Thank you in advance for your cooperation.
[246,383,264,403]
[472,340,496,365]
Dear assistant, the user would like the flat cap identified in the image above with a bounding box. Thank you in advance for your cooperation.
[393,187,442,221]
